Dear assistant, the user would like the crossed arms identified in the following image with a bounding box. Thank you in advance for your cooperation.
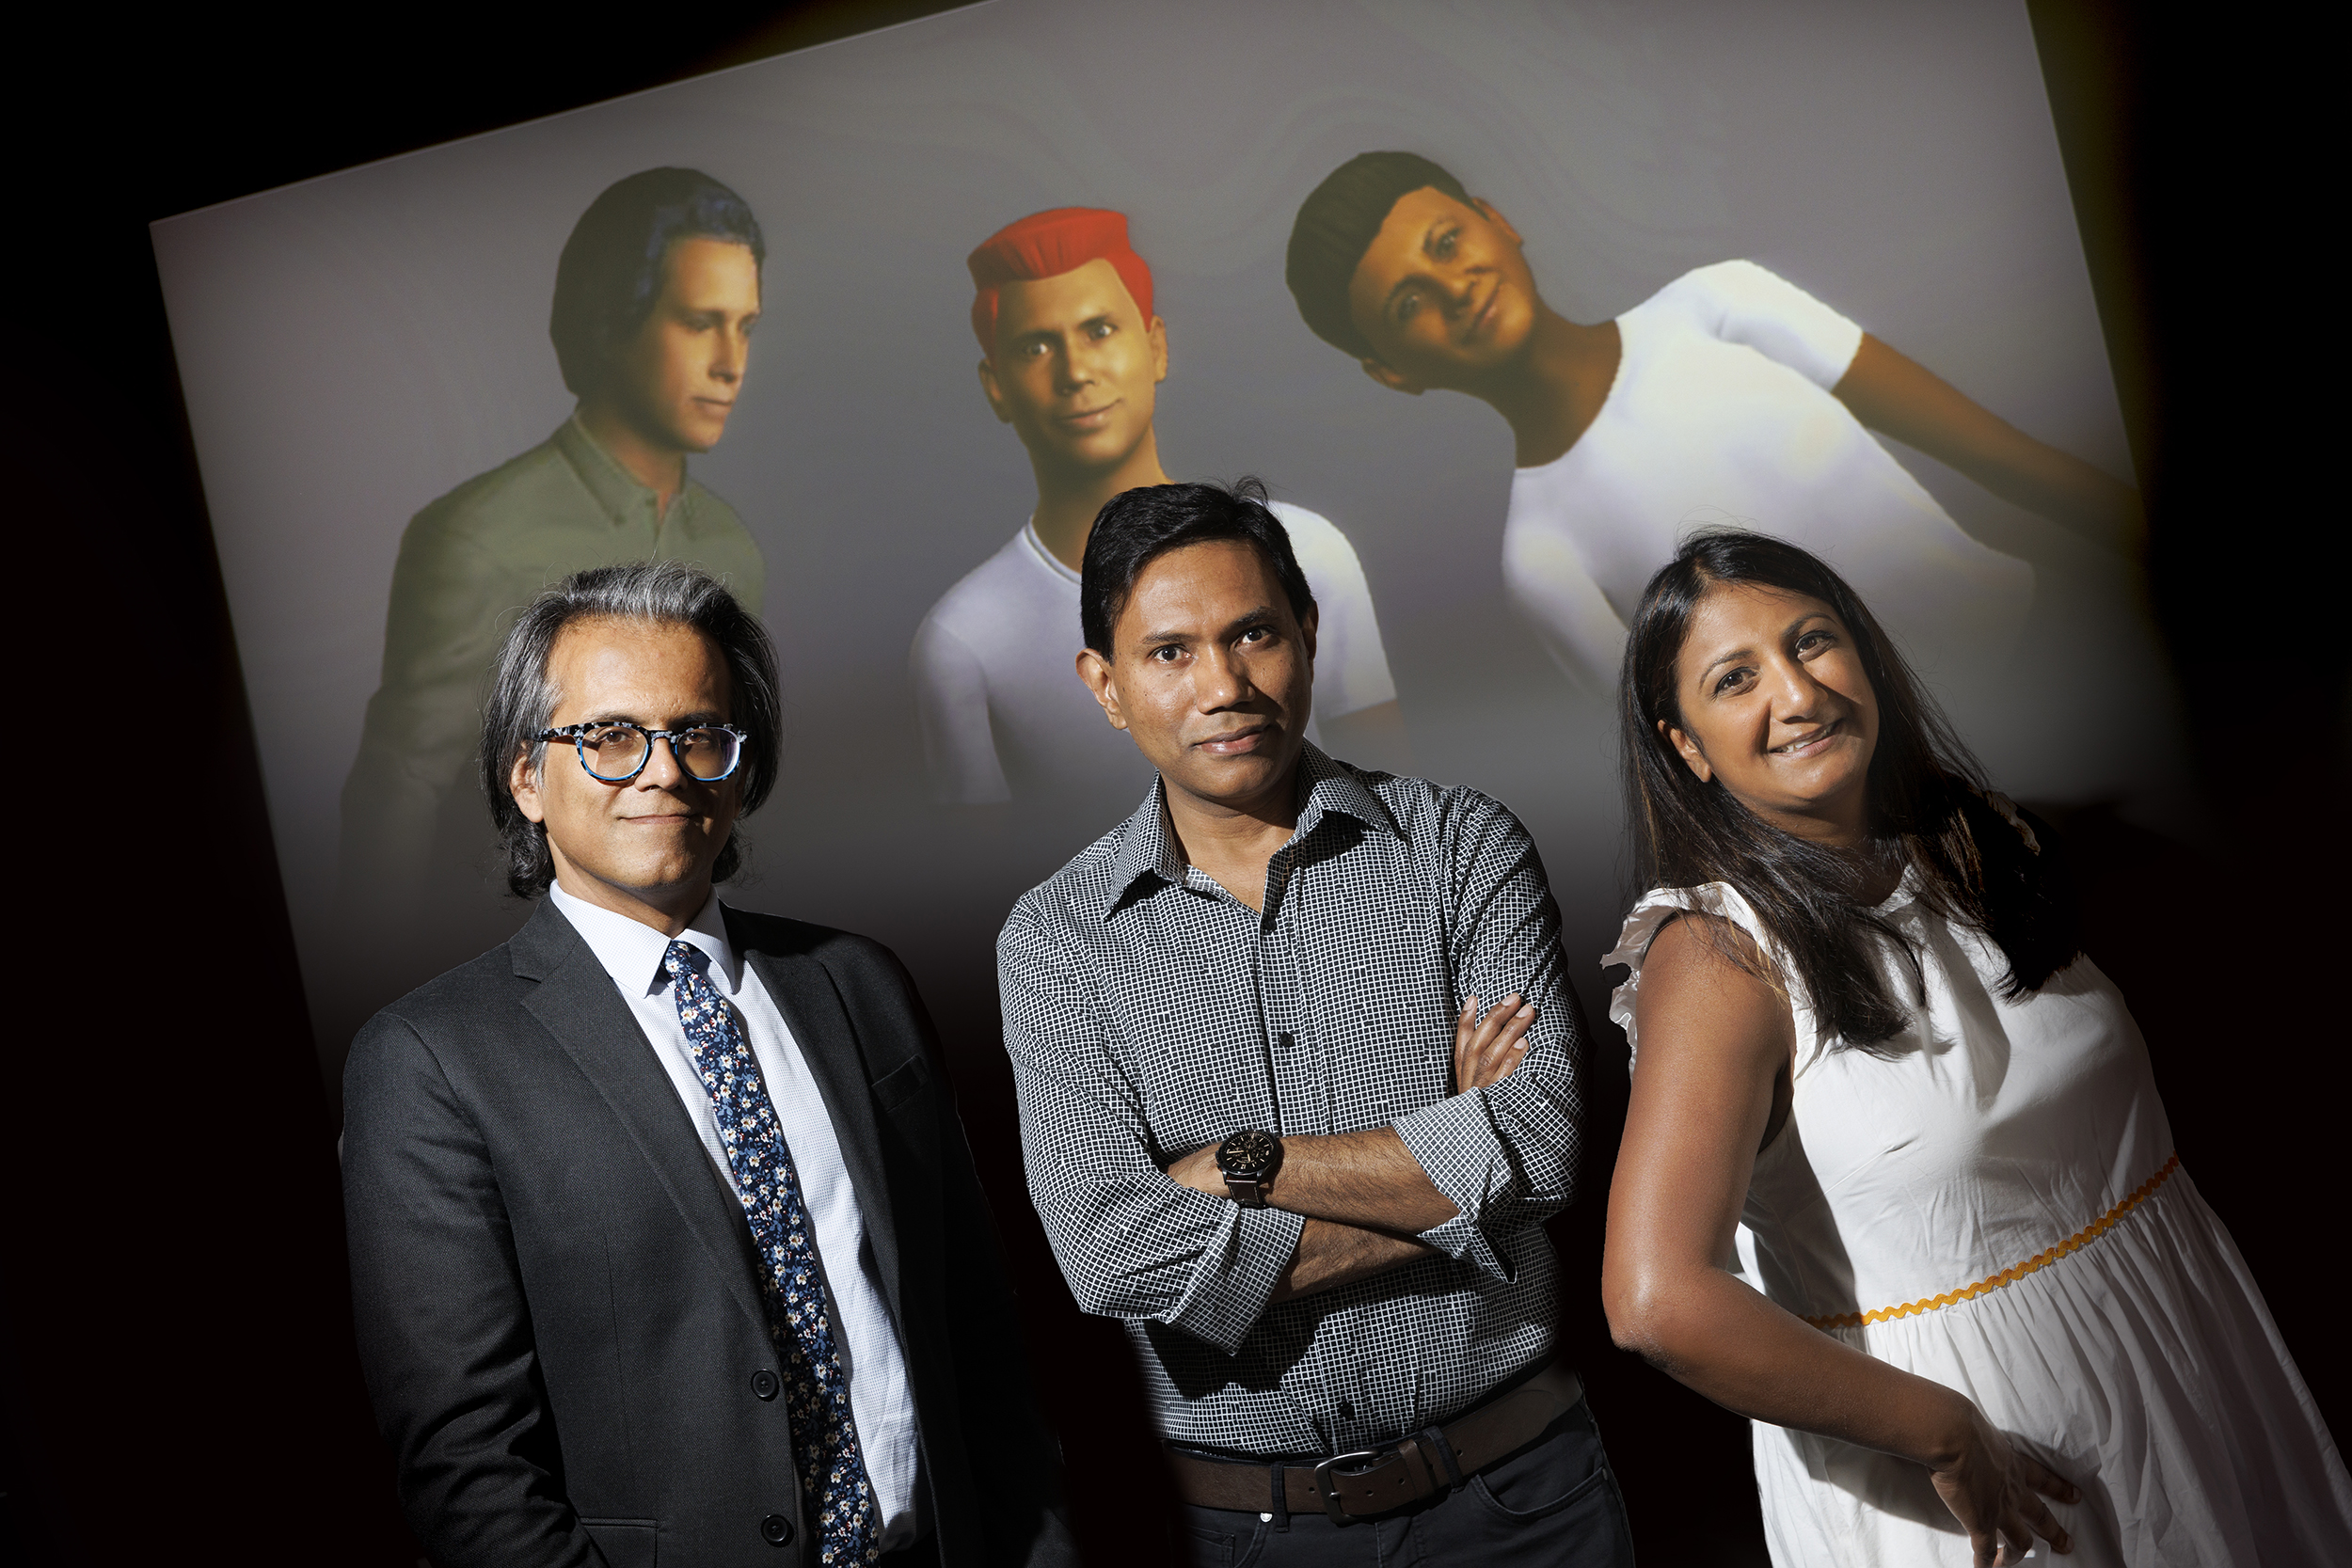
[1160,994,1538,1301]
[997,799,1581,1354]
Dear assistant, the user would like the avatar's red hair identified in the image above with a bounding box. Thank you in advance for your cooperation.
[967,207,1155,356]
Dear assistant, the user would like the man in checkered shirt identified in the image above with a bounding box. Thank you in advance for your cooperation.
[998,479,1634,1563]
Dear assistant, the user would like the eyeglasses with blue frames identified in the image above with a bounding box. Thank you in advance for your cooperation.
[536,721,749,784]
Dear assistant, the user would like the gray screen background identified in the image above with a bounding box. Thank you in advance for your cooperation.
[151,0,2179,1089]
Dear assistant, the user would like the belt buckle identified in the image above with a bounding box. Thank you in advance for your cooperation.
[1311,1448,1388,1527]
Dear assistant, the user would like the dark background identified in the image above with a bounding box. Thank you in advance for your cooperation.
[8,3,2338,1562]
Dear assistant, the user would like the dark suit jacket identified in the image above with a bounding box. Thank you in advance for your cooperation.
[342,897,1074,1568]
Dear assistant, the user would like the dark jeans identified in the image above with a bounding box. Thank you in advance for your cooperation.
[1176,1396,1635,1566]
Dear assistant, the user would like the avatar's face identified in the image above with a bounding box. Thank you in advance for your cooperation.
[1661,584,1882,846]
[980,257,1168,472]
[512,617,741,911]
[608,236,761,453]
[1345,186,1540,393]
[1079,539,1316,814]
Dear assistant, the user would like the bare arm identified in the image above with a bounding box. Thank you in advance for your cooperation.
[1834,334,2142,554]
[1602,917,2078,1567]
[1166,993,1537,1232]
[1271,1220,1435,1303]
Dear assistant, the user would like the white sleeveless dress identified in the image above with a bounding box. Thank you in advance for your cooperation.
[1605,869,2351,1565]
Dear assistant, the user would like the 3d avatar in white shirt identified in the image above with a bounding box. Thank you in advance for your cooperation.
[1287,152,2141,693]
[912,207,1399,805]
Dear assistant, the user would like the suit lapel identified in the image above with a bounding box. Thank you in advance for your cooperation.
[740,942,904,1323]
[511,901,770,1340]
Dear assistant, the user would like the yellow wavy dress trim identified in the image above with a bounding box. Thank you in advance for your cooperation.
[1803,1154,2181,1331]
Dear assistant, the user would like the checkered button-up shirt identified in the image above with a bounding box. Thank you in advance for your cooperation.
[998,746,1584,1459]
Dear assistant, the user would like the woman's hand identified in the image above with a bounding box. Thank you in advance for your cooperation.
[1453,993,1535,1091]
[1930,1402,2080,1565]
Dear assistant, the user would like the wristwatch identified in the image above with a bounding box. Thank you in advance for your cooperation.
[1215,1130,1284,1209]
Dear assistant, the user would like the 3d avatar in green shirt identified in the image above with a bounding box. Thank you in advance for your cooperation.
[339,168,769,971]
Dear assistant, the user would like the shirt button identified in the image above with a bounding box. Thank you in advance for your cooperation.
[760,1513,795,1545]
[751,1369,780,1401]
[1276,1031,1295,1052]
[1338,1399,1355,1419]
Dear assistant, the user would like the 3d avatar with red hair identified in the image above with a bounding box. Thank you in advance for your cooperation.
[908,205,1405,807]
[965,207,1155,358]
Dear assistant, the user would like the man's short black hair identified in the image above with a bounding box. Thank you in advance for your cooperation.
[1285,151,1471,359]
[549,167,767,398]
[1080,478,1316,657]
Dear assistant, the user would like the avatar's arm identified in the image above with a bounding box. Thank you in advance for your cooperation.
[910,616,1011,804]
[339,514,511,911]
[1834,333,2143,552]
[998,912,1304,1349]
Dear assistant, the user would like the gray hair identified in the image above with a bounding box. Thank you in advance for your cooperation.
[481,561,782,898]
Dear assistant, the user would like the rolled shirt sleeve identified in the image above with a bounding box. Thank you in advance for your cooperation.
[1392,792,1581,1280]
[998,911,1304,1354]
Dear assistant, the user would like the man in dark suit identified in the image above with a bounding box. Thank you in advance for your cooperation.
[342,561,1073,1568]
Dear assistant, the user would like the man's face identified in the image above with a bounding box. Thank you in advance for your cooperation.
[1078,539,1317,812]
[511,617,741,919]
[607,236,761,453]
[1345,186,1539,394]
[979,257,1168,473]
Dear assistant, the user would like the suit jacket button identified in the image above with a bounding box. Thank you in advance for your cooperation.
[752,1369,780,1401]
[760,1513,794,1545]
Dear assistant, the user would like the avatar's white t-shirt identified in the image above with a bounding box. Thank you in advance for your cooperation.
[911,500,1397,804]
[1503,261,2033,690]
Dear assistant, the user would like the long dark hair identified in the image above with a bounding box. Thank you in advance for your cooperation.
[1621,531,2078,1047]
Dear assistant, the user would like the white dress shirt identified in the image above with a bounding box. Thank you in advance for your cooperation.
[548,882,921,1545]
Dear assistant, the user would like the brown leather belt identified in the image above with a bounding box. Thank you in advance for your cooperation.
[1164,1362,1584,1526]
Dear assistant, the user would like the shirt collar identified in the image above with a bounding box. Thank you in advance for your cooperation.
[1020,515,1082,587]
[1098,742,1400,919]
[553,414,686,531]
[548,880,740,997]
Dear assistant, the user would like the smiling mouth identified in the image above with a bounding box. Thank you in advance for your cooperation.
[1194,722,1276,755]
[1772,720,1844,756]
[1058,402,1117,427]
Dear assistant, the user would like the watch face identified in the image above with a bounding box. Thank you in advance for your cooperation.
[1217,1129,1280,1176]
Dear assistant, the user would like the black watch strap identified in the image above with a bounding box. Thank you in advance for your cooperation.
[1216,1129,1282,1209]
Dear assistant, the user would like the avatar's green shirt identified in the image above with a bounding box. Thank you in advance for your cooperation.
[340,416,766,909]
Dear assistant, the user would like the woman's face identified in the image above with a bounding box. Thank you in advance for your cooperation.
[1662,583,1881,847]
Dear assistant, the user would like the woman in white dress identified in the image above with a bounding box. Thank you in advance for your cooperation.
[1597,531,2349,1565]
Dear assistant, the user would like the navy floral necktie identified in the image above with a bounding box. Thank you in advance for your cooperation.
[664,940,880,1566]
